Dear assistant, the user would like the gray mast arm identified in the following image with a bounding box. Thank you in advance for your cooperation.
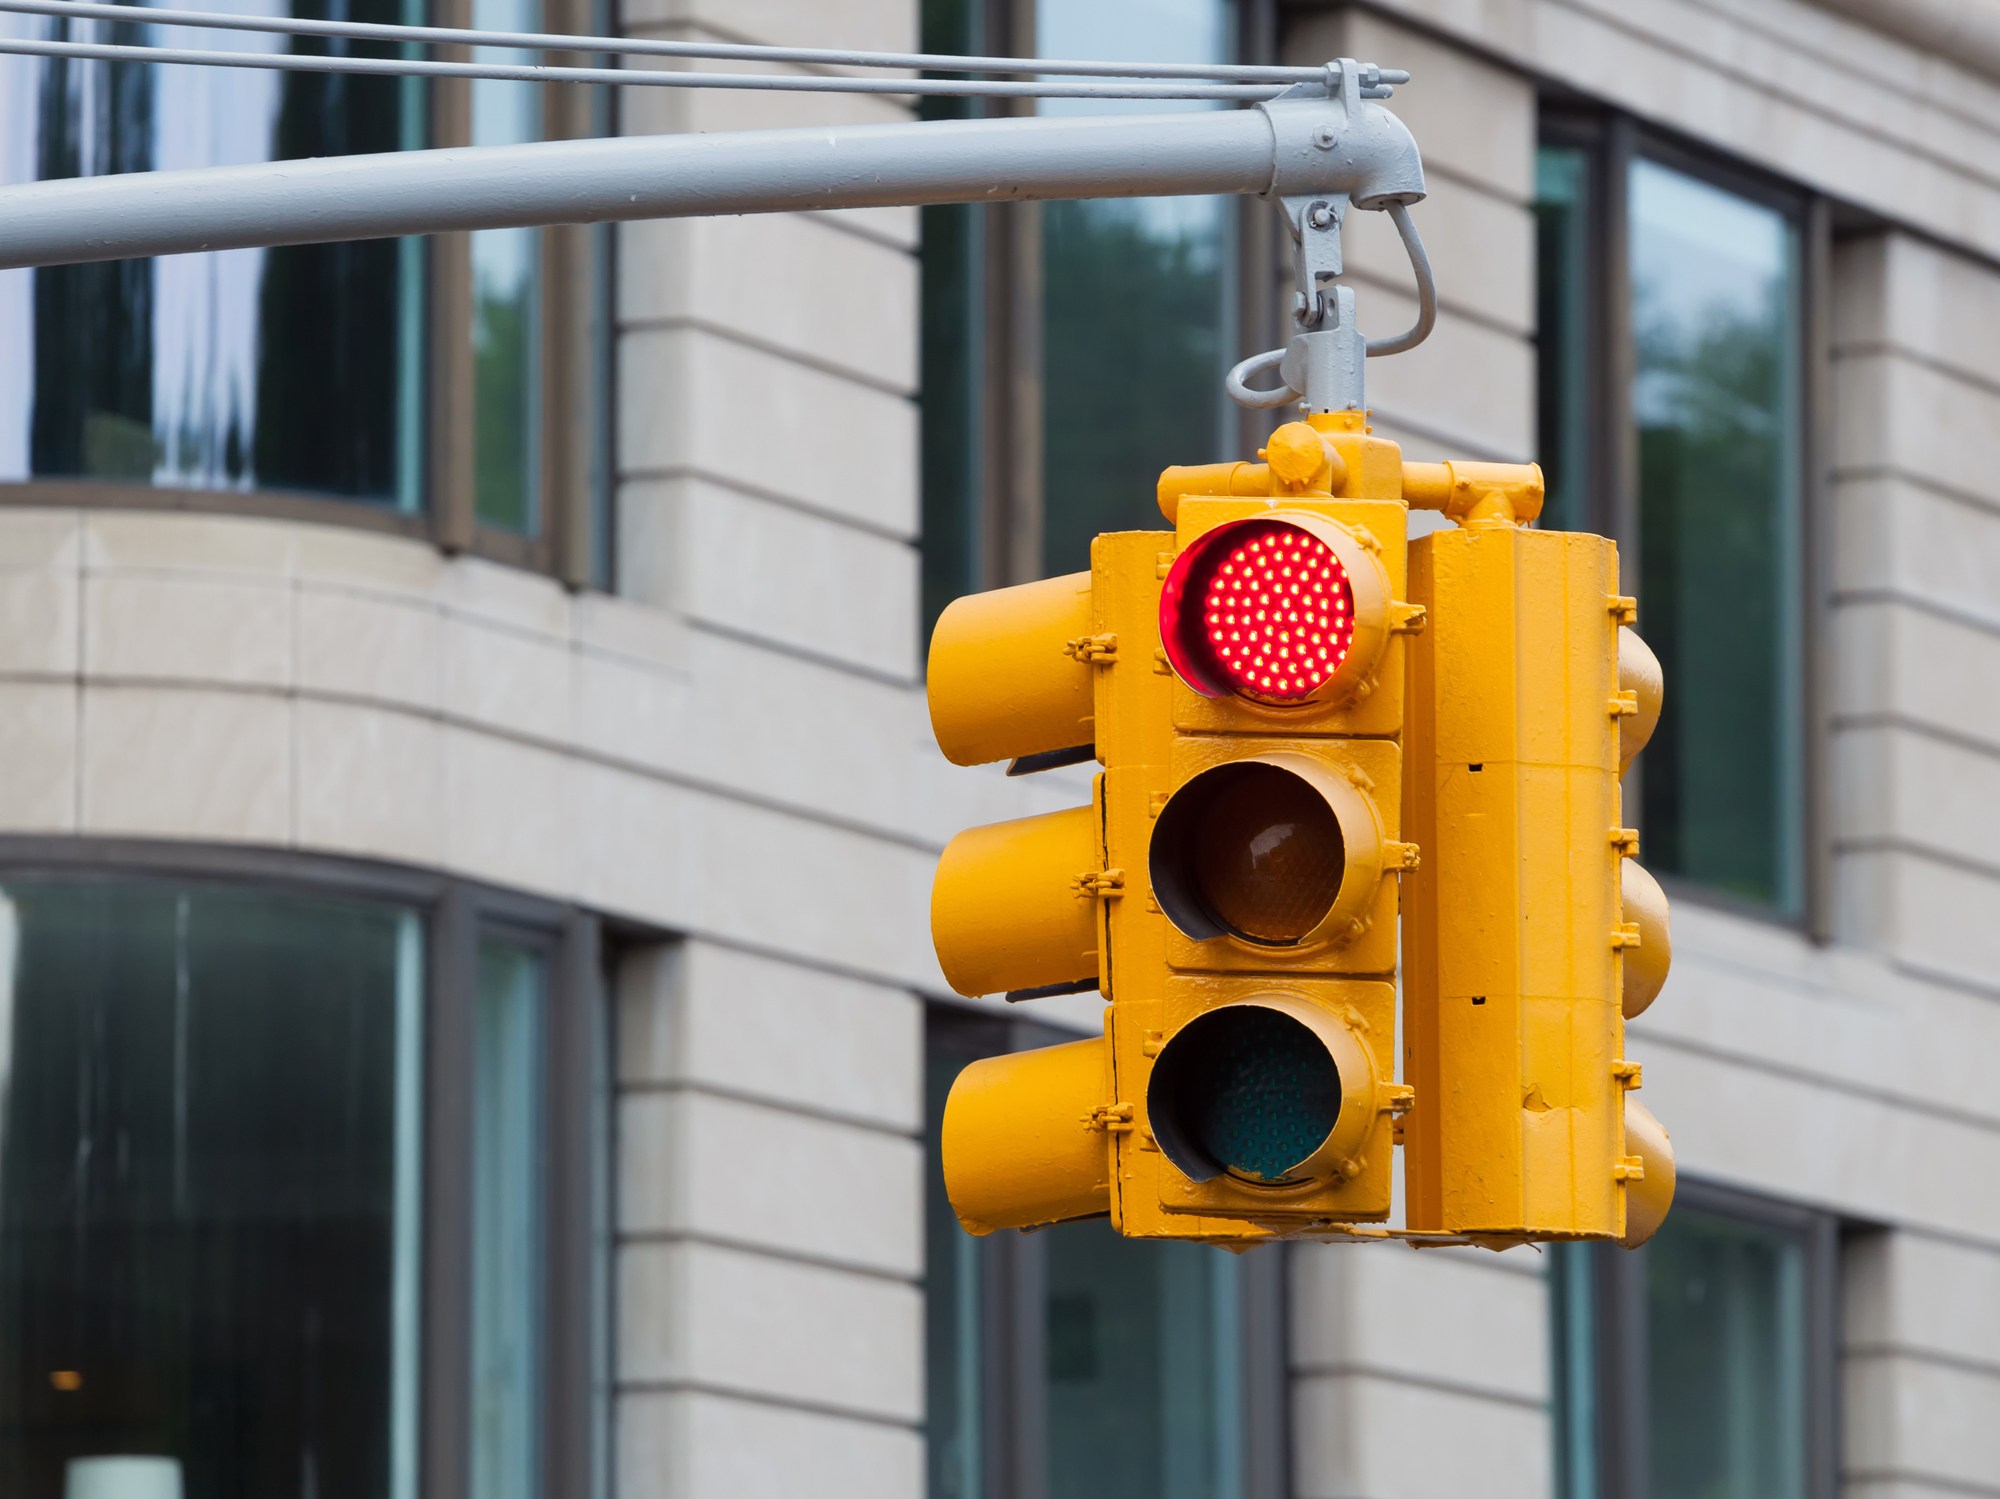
[0,81,1421,272]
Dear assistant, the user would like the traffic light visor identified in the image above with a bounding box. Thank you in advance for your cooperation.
[1150,754,1386,949]
[1159,514,1389,707]
[1147,995,1378,1187]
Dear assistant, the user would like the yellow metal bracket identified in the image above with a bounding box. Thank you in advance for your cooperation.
[1384,841,1421,872]
[1609,689,1639,719]
[1389,600,1427,634]
[1611,923,1642,950]
[1612,1060,1643,1090]
[1084,1102,1136,1133]
[1611,827,1640,859]
[1073,868,1126,899]
[1613,1156,1646,1182]
[1609,594,1639,627]
[1064,633,1119,664]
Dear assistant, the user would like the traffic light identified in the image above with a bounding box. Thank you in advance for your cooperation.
[1399,465,1676,1247]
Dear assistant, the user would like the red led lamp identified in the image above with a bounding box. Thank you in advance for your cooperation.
[1160,514,1391,707]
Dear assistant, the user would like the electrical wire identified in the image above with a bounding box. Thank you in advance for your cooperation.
[0,0,1406,97]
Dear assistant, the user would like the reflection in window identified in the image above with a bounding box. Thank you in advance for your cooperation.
[469,0,544,536]
[1629,160,1802,912]
[1037,0,1233,579]
[471,939,545,1499]
[1647,1209,1807,1499]
[1534,144,1592,535]
[0,4,425,506]
[0,882,424,1498]
[1551,1206,1815,1499]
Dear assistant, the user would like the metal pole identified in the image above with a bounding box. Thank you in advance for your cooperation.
[0,108,1281,270]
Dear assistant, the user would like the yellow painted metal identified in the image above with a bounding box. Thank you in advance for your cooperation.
[928,570,1094,766]
[1619,1097,1676,1248]
[1402,520,1632,1239]
[1617,625,1663,775]
[942,1035,1111,1235]
[1620,860,1672,1020]
[931,804,1101,998]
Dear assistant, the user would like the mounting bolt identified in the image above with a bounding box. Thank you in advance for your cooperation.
[1312,122,1339,150]
[1307,202,1336,230]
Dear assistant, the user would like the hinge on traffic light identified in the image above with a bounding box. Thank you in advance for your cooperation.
[1612,1060,1643,1090]
[1611,827,1640,859]
[1385,841,1421,871]
[1609,595,1638,626]
[1609,689,1639,719]
[1084,1102,1136,1133]
[1381,1083,1416,1114]
[1611,923,1642,950]
[1389,600,1427,634]
[1152,647,1173,676]
[1064,633,1119,664]
[1073,868,1126,899]
[1613,1156,1646,1182]
[1156,552,1177,579]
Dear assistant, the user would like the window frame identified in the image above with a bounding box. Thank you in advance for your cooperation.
[924,1002,1290,1499]
[1556,1179,1841,1499]
[0,834,612,1499]
[1534,101,1834,935]
[0,12,613,591]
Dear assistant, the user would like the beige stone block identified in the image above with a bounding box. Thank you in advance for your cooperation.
[1359,293,1535,461]
[678,793,939,985]
[1845,1349,2000,1492]
[294,700,445,866]
[1834,600,2000,753]
[618,1241,921,1419]
[571,646,694,778]
[674,482,919,679]
[80,684,290,843]
[1833,473,2000,622]
[571,590,690,677]
[1283,10,1535,204]
[570,764,701,929]
[615,478,678,611]
[0,508,82,570]
[440,611,573,745]
[1292,1370,1549,1499]
[619,1090,920,1276]
[1834,724,2000,866]
[439,724,575,899]
[616,1388,921,1499]
[0,565,80,675]
[291,521,446,600]
[0,681,77,832]
[441,553,571,638]
[84,572,292,688]
[1290,1243,1548,1404]
[1846,1231,2000,1374]
[81,509,297,578]
[1836,348,2000,502]
[619,215,918,392]
[297,587,441,712]
[1344,179,1534,338]
[1837,232,2000,391]
[618,941,922,1131]
[1834,847,2000,1004]
[617,327,918,539]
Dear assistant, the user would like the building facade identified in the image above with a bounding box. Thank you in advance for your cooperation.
[0,0,1994,1497]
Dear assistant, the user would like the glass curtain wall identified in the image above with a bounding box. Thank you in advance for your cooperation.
[1035,0,1236,579]
[1532,141,1803,914]
[469,939,546,1499]
[469,0,544,536]
[925,1016,1251,1499]
[0,4,425,507]
[918,0,1237,635]
[1552,1208,1812,1499]
[1628,160,1803,913]
[0,882,424,1499]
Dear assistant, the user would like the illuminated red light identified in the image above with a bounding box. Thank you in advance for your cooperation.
[1160,518,1358,703]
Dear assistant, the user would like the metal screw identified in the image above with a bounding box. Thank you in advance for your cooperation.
[1312,123,1339,150]
[1307,202,1335,230]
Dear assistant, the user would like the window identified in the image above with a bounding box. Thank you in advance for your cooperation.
[920,0,1246,637]
[0,3,610,583]
[0,848,606,1499]
[925,1008,1286,1499]
[1550,1184,1838,1499]
[1535,121,1808,917]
